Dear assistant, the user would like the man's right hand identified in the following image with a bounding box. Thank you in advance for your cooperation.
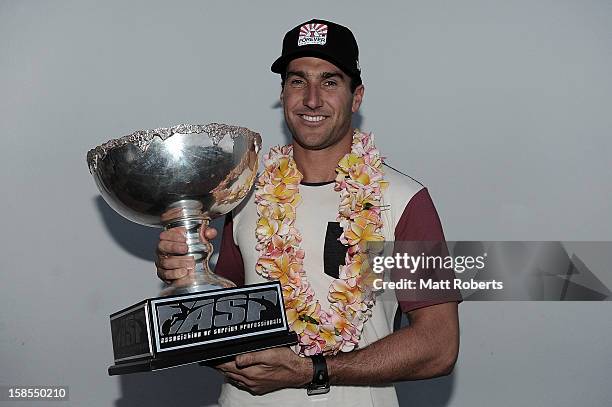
[155,226,218,284]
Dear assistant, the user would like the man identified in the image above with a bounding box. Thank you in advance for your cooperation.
[156,19,460,406]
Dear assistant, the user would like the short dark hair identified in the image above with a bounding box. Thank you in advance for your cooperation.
[281,72,361,94]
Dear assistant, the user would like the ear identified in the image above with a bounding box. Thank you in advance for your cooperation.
[351,84,365,113]
[279,88,284,106]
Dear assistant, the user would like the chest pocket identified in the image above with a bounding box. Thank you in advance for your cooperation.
[323,222,348,279]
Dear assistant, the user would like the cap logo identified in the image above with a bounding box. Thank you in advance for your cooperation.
[298,23,328,46]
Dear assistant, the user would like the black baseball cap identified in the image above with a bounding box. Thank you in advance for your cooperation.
[271,19,362,86]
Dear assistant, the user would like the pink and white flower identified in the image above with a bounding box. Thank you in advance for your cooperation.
[255,130,387,356]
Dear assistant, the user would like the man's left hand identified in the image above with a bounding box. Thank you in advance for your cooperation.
[216,347,311,395]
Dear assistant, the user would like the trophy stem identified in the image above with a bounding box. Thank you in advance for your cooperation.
[161,218,236,296]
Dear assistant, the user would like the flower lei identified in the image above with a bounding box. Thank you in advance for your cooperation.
[254,130,388,356]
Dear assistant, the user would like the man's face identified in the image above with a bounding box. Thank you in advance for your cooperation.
[281,57,364,151]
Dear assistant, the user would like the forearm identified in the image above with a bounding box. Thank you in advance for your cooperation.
[326,302,459,385]
[219,303,459,395]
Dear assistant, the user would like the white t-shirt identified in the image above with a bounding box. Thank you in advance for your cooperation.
[214,164,450,407]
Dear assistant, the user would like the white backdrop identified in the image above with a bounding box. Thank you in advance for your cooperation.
[1,1,611,406]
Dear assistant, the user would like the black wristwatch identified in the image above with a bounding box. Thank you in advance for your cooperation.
[307,354,330,396]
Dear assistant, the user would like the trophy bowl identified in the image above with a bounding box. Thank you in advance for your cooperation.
[87,123,261,295]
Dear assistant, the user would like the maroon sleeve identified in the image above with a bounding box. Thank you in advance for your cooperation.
[394,188,462,312]
[213,212,245,286]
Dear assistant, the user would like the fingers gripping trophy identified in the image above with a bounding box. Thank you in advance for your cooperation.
[87,123,297,375]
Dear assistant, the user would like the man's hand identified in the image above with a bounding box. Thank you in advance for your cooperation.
[216,347,311,395]
[155,225,218,284]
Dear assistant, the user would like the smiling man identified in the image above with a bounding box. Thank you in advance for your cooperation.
[280,56,363,183]
[156,19,460,407]
[282,57,361,149]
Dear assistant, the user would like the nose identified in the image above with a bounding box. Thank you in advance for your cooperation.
[303,84,322,110]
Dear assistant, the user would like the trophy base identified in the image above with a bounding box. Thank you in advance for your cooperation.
[109,330,298,375]
[108,281,297,376]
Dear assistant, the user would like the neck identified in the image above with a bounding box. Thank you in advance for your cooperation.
[292,129,354,183]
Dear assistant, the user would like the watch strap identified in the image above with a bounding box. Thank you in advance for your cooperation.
[307,354,330,396]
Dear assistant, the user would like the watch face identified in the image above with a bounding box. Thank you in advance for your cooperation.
[307,385,330,396]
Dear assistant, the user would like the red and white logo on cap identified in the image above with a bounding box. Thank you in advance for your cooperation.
[298,23,328,46]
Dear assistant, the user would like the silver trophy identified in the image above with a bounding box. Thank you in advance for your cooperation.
[87,123,260,295]
[88,123,297,376]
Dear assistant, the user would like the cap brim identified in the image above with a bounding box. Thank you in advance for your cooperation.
[271,49,359,79]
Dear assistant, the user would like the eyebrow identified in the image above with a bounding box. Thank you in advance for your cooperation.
[286,70,346,81]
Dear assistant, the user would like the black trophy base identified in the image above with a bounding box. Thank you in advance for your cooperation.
[108,281,298,376]
[108,330,297,375]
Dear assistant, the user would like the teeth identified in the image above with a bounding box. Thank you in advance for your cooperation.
[300,115,325,122]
